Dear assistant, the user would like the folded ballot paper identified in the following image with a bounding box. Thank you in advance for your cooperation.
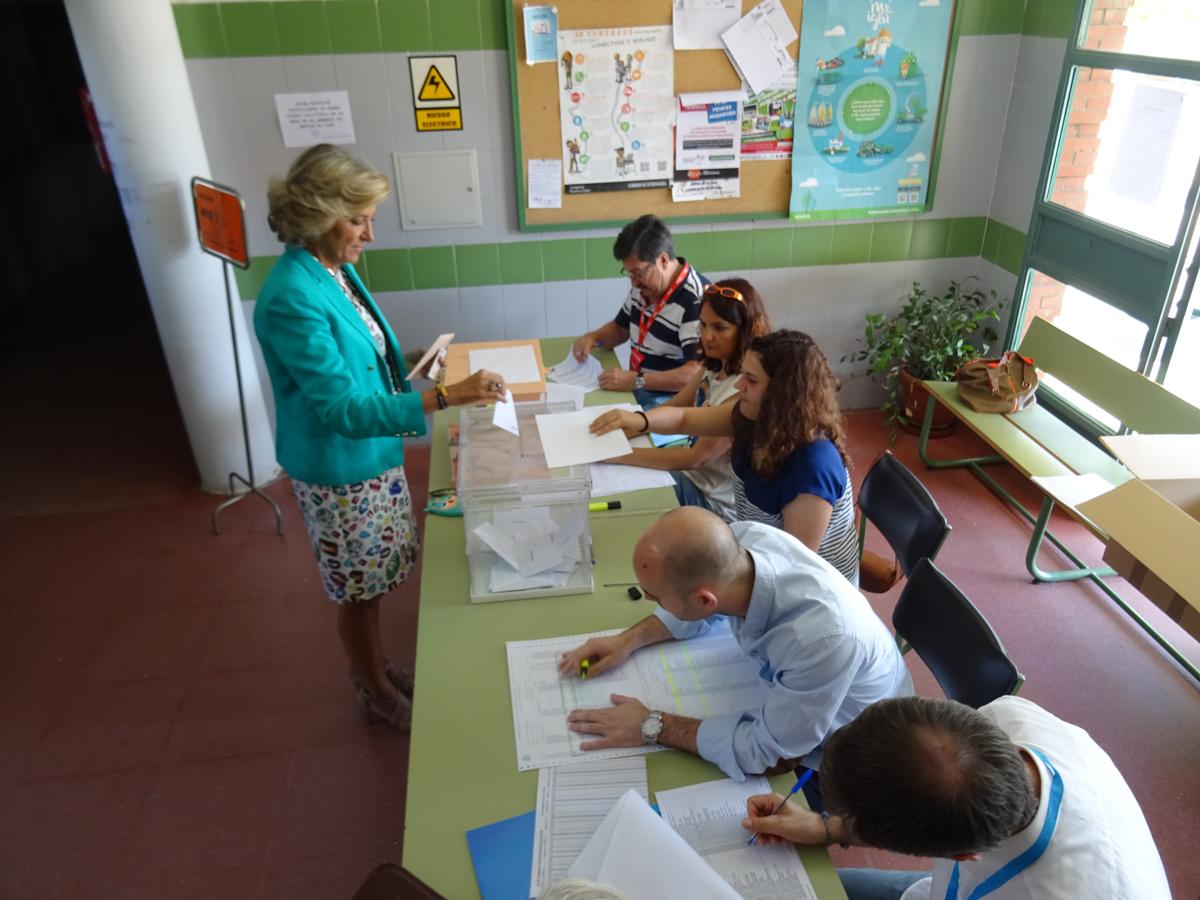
[547,352,603,391]
[565,790,742,900]
[473,506,587,593]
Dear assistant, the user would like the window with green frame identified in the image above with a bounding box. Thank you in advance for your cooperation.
[1008,0,1200,437]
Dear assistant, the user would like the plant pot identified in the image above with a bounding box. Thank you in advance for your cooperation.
[897,367,957,438]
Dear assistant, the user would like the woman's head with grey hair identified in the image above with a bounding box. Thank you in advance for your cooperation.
[540,877,629,900]
[267,143,389,246]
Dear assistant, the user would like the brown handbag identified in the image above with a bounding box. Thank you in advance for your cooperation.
[956,352,1038,414]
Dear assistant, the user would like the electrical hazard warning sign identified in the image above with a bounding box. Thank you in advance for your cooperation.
[409,55,462,132]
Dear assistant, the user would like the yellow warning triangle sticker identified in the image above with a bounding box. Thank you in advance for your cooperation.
[418,65,456,102]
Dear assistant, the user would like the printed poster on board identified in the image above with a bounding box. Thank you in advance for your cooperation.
[557,26,675,194]
[789,0,954,220]
[742,63,797,161]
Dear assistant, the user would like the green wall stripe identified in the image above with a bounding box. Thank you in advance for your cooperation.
[237,216,1026,299]
[176,0,1057,59]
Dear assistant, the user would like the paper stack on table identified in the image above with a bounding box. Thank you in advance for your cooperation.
[547,352,603,391]
[530,758,649,897]
[566,790,743,899]
[536,407,633,469]
[657,778,818,899]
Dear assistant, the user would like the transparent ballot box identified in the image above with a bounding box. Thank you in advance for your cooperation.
[457,401,594,603]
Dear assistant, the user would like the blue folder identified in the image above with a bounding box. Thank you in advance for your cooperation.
[466,809,535,900]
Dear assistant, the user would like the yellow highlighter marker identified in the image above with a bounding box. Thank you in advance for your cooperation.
[579,659,589,680]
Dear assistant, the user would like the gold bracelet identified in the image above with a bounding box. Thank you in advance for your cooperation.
[435,383,449,410]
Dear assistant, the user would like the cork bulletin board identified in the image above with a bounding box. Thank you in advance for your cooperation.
[506,0,805,231]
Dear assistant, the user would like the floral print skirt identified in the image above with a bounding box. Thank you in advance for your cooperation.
[291,465,420,604]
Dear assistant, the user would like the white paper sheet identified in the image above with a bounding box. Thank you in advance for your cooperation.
[673,0,742,50]
[545,382,588,410]
[528,158,564,209]
[506,620,768,771]
[536,409,633,469]
[547,352,603,390]
[721,0,798,95]
[588,462,677,498]
[273,91,356,148]
[566,791,743,899]
[530,758,649,897]
[491,389,519,436]
[468,345,543,385]
[657,778,818,900]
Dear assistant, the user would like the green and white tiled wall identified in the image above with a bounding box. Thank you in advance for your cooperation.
[175,0,1074,396]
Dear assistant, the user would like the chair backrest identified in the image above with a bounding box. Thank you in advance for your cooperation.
[892,559,1024,708]
[858,451,951,576]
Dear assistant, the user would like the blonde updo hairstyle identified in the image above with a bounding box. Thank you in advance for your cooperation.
[267,144,389,246]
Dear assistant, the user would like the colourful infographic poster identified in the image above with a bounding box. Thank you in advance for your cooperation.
[557,26,675,194]
[742,64,797,161]
[789,0,954,220]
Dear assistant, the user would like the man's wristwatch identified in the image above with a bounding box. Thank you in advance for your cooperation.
[640,710,664,745]
[633,371,646,391]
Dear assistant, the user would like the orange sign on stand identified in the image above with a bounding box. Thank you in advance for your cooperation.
[191,177,249,269]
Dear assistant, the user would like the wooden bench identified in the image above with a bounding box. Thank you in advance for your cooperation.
[916,316,1200,681]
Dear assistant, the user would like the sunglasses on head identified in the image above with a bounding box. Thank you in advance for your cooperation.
[703,284,745,303]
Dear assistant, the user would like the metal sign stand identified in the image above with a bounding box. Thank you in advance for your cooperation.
[211,257,283,536]
[190,176,283,537]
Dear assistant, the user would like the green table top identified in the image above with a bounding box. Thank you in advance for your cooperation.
[403,337,846,899]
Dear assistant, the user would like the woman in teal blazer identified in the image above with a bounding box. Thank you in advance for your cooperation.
[254,145,505,728]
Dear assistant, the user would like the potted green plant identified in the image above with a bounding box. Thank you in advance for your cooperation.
[845,278,1006,439]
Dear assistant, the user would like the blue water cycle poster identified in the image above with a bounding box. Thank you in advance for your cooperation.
[789,0,955,220]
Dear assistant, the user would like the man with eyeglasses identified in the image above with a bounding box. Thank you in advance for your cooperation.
[572,214,709,408]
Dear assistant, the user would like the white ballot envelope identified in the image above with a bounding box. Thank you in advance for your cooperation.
[565,790,742,900]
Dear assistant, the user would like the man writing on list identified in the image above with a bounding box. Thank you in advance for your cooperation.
[556,508,912,780]
[571,214,708,408]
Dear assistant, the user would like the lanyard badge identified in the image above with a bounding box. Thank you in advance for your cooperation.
[629,262,690,373]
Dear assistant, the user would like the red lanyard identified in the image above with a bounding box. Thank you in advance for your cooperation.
[631,262,690,372]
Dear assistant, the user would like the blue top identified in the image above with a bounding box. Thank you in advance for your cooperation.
[253,245,426,486]
[731,438,860,583]
[654,522,912,780]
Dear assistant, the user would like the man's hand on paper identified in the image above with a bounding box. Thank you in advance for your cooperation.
[557,634,633,679]
[572,333,598,361]
[741,793,829,847]
[590,408,644,437]
[598,368,636,392]
[567,693,649,750]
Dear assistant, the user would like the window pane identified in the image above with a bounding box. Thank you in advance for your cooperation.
[1079,0,1200,64]
[1160,225,1200,408]
[1020,270,1149,430]
[1048,67,1200,245]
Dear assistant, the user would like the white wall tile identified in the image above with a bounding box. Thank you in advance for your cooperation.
[502,283,548,338]
[543,280,590,338]
[383,52,448,153]
[586,279,625,330]
[456,285,506,341]
[441,53,493,154]
[227,57,292,254]
[281,55,337,92]
[378,288,463,350]
[482,50,515,154]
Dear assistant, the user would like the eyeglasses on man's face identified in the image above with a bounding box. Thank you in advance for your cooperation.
[619,260,658,282]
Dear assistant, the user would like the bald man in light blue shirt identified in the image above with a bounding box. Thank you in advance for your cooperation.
[560,507,913,780]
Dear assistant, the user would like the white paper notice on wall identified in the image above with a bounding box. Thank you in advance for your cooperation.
[528,159,563,209]
[274,91,356,148]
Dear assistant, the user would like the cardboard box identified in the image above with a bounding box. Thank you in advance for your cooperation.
[442,339,546,401]
[1078,435,1200,641]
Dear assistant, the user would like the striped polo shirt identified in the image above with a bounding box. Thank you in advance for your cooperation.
[613,258,707,372]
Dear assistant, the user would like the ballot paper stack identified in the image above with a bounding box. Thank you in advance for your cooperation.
[458,401,594,603]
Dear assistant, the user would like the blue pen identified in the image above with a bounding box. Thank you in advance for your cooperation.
[747,768,814,846]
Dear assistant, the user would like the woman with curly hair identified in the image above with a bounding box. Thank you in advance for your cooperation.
[603,278,770,520]
[591,330,858,583]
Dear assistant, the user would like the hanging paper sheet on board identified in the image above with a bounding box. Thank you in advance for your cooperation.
[557,26,675,194]
[789,0,954,221]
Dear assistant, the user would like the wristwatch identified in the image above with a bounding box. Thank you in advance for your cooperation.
[633,371,646,391]
[640,710,664,745]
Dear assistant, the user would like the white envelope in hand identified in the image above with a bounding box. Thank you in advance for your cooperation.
[566,790,741,900]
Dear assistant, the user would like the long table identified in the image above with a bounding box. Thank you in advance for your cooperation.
[402,337,847,899]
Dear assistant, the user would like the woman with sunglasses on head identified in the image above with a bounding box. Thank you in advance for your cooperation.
[591,330,858,584]
[603,279,770,521]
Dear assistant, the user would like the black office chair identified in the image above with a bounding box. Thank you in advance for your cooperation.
[893,558,1025,708]
[857,450,951,585]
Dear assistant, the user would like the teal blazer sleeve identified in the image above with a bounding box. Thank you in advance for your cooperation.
[253,245,427,486]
